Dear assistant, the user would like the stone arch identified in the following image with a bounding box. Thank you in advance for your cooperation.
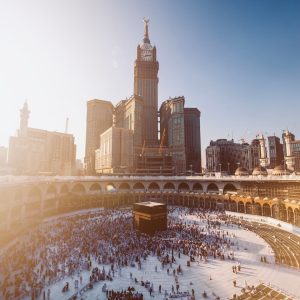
[119,182,130,190]
[192,182,203,192]
[163,182,175,190]
[207,183,218,193]
[295,208,300,226]
[178,182,190,191]
[148,182,160,191]
[216,199,223,210]
[72,183,85,194]
[223,199,229,210]
[106,183,117,192]
[263,203,271,217]
[89,183,101,193]
[223,183,237,194]
[254,202,262,215]
[133,182,145,190]
[12,190,22,219]
[28,186,42,201]
[279,204,287,221]
[229,200,237,212]
[60,184,69,194]
[238,201,245,213]
[199,197,204,208]
[272,204,279,220]
[25,187,42,215]
[46,185,57,198]
[245,202,252,214]
[287,207,294,224]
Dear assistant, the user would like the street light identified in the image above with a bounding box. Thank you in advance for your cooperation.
[227,162,230,175]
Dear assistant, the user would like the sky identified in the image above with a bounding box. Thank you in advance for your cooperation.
[0,0,299,164]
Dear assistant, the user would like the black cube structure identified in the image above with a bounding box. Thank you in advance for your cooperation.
[133,201,167,235]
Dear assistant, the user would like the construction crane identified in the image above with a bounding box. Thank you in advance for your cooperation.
[159,128,166,154]
[142,140,146,156]
[65,117,69,134]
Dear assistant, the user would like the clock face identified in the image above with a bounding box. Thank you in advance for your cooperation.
[141,50,152,61]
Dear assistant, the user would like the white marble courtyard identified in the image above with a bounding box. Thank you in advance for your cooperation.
[18,208,299,300]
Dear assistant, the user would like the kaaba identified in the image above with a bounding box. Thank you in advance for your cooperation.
[133,201,167,235]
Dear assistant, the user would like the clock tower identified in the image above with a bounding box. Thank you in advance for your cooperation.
[134,18,159,146]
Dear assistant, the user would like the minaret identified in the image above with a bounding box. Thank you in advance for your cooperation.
[19,101,30,137]
[258,134,268,168]
[283,130,295,171]
[134,18,159,146]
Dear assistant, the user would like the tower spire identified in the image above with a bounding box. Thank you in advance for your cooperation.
[19,100,30,137]
[143,17,150,43]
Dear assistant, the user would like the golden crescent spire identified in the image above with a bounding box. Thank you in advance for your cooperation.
[143,17,150,42]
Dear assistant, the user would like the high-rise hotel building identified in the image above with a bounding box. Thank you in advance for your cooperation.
[134,19,159,146]
[84,99,114,175]
[86,20,202,175]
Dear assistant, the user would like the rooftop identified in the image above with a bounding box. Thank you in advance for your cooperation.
[134,201,165,207]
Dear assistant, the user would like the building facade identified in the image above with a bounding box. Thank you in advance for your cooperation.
[291,141,300,172]
[160,97,186,174]
[8,102,76,175]
[84,99,113,175]
[85,20,202,175]
[244,139,260,172]
[206,139,259,174]
[135,146,174,175]
[95,127,134,174]
[281,130,300,173]
[134,19,159,146]
[114,95,144,150]
[268,135,284,169]
[184,108,201,173]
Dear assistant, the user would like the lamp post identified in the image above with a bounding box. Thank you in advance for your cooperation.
[227,162,230,175]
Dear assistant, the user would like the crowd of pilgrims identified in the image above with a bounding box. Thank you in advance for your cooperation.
[0,206,241,300]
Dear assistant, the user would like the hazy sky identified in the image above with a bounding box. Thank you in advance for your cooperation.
[0,0,299,162]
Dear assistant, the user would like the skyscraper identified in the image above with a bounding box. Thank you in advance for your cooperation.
[184,108,201,173]
[134,19,159,146]
[84,99,113,175]
[114,95,144,150]
[160,97,186,174]
[95,95,143,174]
[86,19,202,175]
